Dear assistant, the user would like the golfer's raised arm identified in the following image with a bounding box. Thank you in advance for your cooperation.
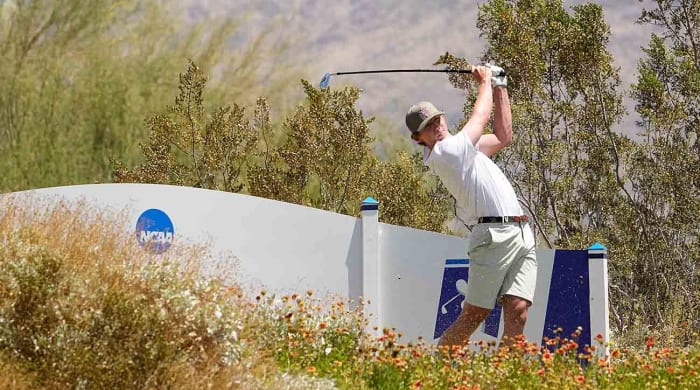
[494,87,513,145]
[461,66,493,146]
[477,87,512,157]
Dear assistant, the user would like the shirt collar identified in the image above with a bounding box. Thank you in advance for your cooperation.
[422,145,433,165]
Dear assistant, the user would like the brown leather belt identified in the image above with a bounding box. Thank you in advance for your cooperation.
[477,215,528,224]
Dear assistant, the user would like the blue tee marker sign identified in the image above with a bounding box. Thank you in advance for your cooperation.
[433,259,502,339]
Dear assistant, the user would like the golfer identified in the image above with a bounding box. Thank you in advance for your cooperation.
[405,65,536,347]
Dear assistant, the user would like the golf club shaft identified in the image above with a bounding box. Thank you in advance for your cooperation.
[332,68,506,77]
[319,67,506,88]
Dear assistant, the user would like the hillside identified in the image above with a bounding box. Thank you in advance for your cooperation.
[179,0,659,138]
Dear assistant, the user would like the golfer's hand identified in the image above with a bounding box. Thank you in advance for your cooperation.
[471,65,492,86]
[487,64,507,88]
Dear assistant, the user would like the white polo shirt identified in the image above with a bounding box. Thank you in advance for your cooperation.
[424,131,523,226]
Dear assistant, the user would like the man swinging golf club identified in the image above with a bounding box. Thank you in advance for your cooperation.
[405,65,536,347]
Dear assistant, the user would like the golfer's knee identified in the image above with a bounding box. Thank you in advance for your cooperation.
[503,296,529,323]
[512,308,528,324]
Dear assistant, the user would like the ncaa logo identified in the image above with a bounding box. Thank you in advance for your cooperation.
[135,209,174,254]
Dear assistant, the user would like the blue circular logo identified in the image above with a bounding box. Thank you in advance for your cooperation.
[135,209,174,254]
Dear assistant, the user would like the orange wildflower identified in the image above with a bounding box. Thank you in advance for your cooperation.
[306,366,317,374]
[646,336,655,349]
[393,358,407,368]
[542,350,553,364]
[574,375,585,384]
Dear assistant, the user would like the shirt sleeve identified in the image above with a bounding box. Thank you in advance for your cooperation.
[427,132,477,174]
[448,130,477,168]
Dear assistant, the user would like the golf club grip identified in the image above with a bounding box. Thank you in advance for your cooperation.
[335,69,507,77]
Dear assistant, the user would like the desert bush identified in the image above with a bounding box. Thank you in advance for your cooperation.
[0,196,247,388]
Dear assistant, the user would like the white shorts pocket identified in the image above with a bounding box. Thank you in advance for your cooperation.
[467,225,492,257]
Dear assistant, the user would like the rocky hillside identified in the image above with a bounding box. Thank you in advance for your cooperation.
[179,0,659,137]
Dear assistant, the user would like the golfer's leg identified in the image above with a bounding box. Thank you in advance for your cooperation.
[438,303,491,347]
[501,294,530,345]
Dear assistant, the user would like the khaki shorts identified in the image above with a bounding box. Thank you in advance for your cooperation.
[465,222,537,309]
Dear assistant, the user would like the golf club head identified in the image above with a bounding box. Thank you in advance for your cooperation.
[320,73,332,89]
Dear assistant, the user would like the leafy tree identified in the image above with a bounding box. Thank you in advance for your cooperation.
[364,153,452,233]
[0,0,299,192]
[114,61,259,191]
[248,81,374,214]
[622,0,700,343]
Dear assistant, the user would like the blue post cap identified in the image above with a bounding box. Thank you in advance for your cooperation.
[362,197,378,204]
[588,242,607,250]
[361,197,379,211]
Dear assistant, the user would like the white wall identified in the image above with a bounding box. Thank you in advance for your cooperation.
[378,223,467,340]
[9,184,608,351]
[15,184,361,298]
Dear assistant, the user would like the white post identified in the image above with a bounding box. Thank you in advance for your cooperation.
[360,197,380,334]
[588,242,610,357]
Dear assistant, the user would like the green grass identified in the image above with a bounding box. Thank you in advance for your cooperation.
[1,197,699,389]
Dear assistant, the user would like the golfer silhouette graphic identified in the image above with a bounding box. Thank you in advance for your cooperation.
[440,279,468,315]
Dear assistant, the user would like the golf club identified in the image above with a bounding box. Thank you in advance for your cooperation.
[319,68,506,89]
[440,279,469,314]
